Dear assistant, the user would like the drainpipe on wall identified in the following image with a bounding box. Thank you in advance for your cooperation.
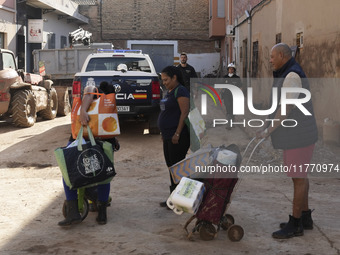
[24,19,28,72]
[245,10,251,88]
[234,18,239,74]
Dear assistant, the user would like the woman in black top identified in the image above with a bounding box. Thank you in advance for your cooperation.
[158,66,190,207]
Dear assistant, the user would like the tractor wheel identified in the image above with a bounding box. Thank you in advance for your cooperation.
[57,89,70,116]
[40,87,58,120]
[11,89,37,127]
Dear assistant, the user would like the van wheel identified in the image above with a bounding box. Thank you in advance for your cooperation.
[148,112,160,134]
[149,126,160,135]
[40,87,58,120]
[11,89,37,127]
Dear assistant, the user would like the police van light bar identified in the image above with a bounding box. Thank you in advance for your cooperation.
[97,49,142,54]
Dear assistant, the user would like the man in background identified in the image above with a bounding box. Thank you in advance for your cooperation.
[176,52,197,92]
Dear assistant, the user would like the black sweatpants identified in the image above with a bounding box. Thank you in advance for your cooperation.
[163,133,190,193]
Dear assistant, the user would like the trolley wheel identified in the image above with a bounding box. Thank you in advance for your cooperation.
[199,222,217,241]
[227,224,244,242]
[221,214,235,230]
[62,199,89,221]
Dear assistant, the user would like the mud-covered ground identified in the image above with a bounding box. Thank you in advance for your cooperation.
[0,114,339,255]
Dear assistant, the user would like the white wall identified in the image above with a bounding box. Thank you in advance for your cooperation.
[186,53,220,77]
[0,9,17,52]
[41,12,79,49]
[127,40,220,77]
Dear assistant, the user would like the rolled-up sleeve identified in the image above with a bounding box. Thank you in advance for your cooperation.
[280,72,302,104]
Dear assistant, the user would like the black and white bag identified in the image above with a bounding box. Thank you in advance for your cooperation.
[55,126,116,190]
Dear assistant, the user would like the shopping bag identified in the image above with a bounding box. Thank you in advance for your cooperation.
[174,86,206,152]
[187,107,206,152]
[169,147,213,184]
[71,92,120,139]
[55,126,116,190]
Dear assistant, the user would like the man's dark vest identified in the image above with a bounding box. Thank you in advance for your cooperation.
[269,57,318,150]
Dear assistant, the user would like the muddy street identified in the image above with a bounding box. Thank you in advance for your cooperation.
[0,116,339,255]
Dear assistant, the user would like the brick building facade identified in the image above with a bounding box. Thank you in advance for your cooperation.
[81,0,213,51]
[80,0,220,76]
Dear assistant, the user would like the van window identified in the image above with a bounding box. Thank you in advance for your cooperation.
[85,57,151,72]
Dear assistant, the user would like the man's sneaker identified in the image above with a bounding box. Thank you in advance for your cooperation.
[280,209,313,230]
[272,215,304,239]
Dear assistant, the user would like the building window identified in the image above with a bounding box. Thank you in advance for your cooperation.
[61,36,67,49]
[209,0,225,18]
[48,33,56,49]
[252,41,259,77]
[0,33,5,49]
[296,32,303,48]
[276,33,282,44]
[217,0,225,18]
